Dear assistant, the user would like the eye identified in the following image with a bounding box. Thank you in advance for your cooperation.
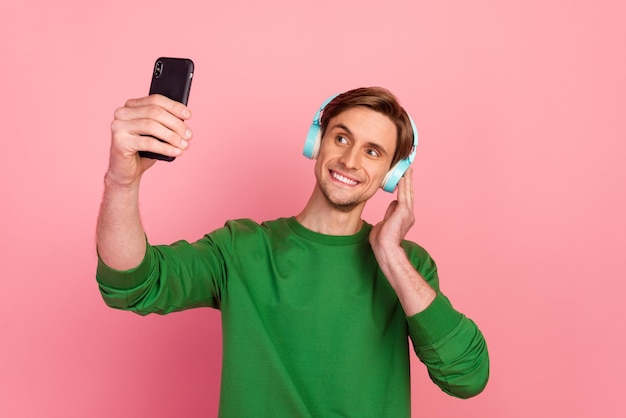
[366,149,380,158]
[336,136,348,145]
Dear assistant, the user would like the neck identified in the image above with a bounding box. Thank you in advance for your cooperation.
[296,186,365,235]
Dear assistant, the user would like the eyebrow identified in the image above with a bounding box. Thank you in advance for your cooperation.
[329,123,390,156]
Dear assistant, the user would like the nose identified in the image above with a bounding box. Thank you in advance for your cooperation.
[339,147,361,169]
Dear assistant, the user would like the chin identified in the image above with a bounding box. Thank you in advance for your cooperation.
[319,183,373,212]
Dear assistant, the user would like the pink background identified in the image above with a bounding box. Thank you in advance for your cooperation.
[1,0,625,417]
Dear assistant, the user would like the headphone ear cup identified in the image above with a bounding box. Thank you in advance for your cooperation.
[382,114,418,192]
[304,94,340,160]
[381,159,411,192]
[303,123,322,159]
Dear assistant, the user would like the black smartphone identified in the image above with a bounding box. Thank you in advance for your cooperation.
[139,57,194,161]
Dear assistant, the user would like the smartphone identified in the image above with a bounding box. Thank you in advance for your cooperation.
[139,57,194,161]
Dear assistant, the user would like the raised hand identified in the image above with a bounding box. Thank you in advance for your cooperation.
[107,94,193,187]
[369,167,415,251]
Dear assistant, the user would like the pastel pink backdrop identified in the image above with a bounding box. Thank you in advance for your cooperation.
[1,0,624,417]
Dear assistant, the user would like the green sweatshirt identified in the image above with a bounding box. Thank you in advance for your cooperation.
[97,217,488,417]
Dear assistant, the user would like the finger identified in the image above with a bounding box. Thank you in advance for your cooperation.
[111,118,190,155]
[136,133,186,158]
[114,103,193,144]
[400,167,414,212]
[384,199,399,220]
[123,94,192,120]
[396,171,409,205]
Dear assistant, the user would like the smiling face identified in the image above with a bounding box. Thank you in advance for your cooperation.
[314,106,398,212]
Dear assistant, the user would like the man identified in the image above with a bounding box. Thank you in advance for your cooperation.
[96,87,489,417]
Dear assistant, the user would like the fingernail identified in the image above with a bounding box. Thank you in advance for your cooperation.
[184,129,192,139]
[181,139,188,149]
[182,108,190,118]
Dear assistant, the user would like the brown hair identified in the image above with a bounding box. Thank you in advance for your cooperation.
[320,87,414,168]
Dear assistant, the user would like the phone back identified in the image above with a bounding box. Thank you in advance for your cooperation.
[149,57,194,104]
[140,57,194,161]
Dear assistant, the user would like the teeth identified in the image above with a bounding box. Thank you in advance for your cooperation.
[332,172,358,185]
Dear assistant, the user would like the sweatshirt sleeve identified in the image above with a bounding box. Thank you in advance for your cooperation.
[96,233,229,315]
[404,242,490,399]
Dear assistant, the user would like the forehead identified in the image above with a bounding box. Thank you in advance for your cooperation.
[326,107,397,153]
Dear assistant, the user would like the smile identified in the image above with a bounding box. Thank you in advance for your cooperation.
[331,171,359,186]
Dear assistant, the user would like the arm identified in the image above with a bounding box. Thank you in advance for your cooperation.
[369,168,489,398]
[96,95,193,270]
[369,168,435,316]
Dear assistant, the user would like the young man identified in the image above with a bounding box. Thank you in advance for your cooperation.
[96,87,489,417]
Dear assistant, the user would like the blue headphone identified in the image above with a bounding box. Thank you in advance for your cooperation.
[303,94,418,193]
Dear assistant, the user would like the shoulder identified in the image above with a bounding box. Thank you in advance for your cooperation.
[208,217,291,241]
[401,239,432,261]
[197,218,293,259]
[223,217,290,233]
[401,239,439,280]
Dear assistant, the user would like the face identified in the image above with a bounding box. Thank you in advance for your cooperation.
[314,106,397,211]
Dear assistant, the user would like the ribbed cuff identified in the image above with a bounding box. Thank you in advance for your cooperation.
[406,293,464,347]
[96,246,152,290]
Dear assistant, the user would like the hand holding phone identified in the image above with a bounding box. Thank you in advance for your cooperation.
[139,57,194,161]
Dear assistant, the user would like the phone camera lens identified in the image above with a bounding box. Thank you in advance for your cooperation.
[154,61,163,78]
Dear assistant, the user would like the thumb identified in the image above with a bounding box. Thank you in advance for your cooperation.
[383,200,398,221]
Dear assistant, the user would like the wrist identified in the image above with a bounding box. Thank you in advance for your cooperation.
[373,244,436,315]
[103,169,142,192]
[372,241,405,266]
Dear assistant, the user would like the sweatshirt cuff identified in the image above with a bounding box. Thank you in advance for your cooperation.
[96,246,152,290]
[406,293,464,347]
